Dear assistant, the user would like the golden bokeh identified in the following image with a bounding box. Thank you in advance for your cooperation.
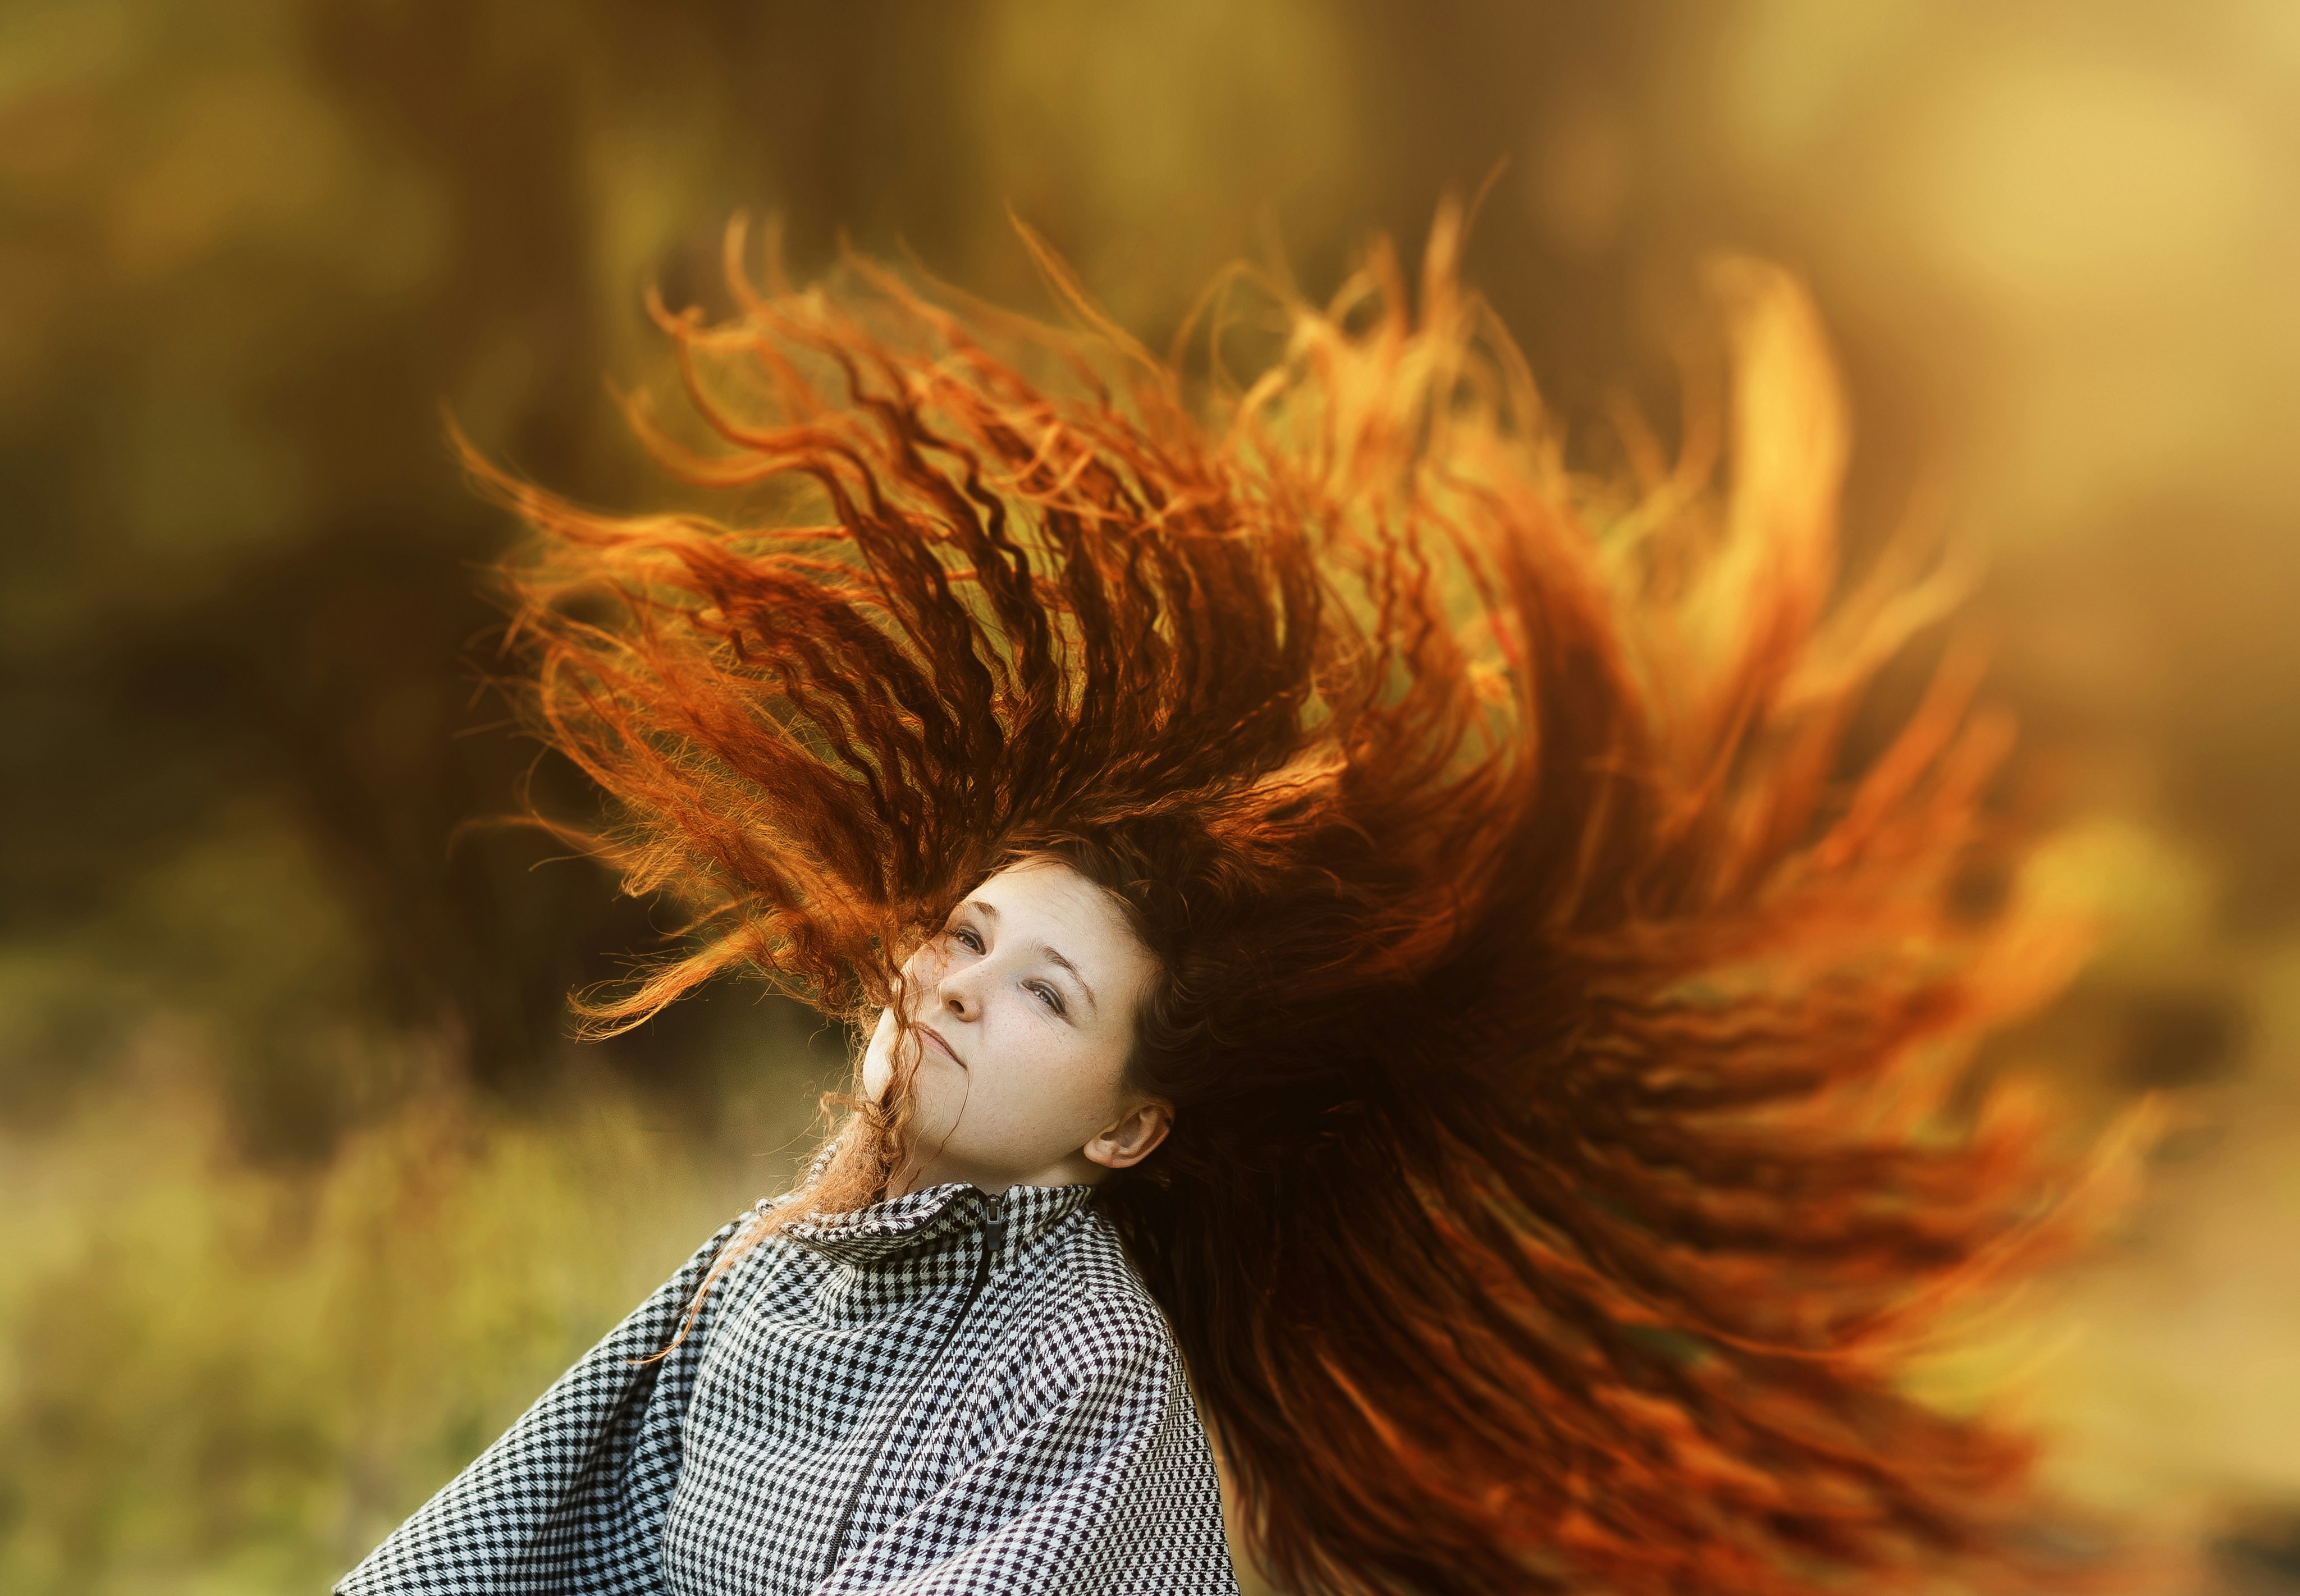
[2,1,2295,1590]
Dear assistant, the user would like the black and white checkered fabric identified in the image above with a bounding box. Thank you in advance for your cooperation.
[337,1181,1240,1594]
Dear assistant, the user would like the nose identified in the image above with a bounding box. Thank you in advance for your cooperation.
[931,959,984,1022]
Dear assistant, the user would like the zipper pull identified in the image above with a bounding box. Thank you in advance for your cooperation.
[980,1210,1005,1281]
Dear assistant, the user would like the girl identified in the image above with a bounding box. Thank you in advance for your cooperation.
[342,209,2111,1596]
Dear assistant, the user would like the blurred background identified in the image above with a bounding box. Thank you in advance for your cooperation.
[3,0,2298,1590]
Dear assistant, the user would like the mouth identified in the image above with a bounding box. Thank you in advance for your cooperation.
[916,1023,964,1071]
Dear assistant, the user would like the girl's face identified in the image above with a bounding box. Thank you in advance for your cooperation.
[861,857,1170,1196]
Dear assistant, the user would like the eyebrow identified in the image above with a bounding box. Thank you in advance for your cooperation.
[1038,944,1099,1013]
[958,898,1098,1013]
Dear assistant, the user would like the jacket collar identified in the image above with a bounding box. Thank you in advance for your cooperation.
[783,1180,1094,1269]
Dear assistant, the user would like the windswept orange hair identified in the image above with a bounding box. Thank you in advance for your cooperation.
[474,207,2130,1595]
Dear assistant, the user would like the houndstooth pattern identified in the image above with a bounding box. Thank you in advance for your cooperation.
[337,1182,1239,1595]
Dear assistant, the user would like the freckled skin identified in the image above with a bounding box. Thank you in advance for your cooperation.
[861,858,1172,1196]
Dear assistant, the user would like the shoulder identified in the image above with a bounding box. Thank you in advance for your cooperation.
[694,1201,824,1304]
[1022,1205,1181,1391]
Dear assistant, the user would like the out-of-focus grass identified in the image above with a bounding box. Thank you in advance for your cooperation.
[0,1049,785,1595]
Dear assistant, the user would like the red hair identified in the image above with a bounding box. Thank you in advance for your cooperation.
[475,207,2129,1595]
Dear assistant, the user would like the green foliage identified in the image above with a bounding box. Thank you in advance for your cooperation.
[0,1057,769,1595]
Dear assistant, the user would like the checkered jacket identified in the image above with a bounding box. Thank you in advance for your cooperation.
[336,1180,1240,1595]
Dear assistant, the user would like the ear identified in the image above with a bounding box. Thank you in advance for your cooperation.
[1082,1099,1173,1172]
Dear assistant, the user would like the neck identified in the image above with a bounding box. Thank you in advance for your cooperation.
[890,1148,1104,1200]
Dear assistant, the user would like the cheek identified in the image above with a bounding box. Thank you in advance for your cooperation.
[861,1008,896,1099]
[981,1017,1130,1136]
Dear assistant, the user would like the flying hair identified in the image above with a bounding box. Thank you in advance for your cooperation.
[468,203,2144,1596]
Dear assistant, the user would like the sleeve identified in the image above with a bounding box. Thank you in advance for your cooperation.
[334,1216,748,1596]
[823,1297,1240,1596]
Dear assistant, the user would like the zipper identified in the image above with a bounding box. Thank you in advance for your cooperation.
[820,1201,1006,1580]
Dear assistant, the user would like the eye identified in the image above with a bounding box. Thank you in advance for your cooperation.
[1026,980,1066,1017]
[949,924,985,954]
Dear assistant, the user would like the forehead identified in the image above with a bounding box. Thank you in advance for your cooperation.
[967,858,1142,963]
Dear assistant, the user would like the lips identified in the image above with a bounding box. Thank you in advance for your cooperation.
[917,1024,964,1069]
